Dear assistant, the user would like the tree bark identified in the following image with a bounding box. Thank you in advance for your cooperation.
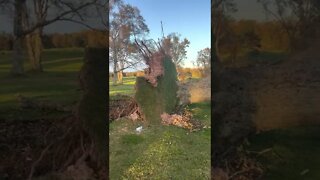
[112,59,118,85]
[11,0,27,76]
[77,47,108,168]
[112,39,119,85]
[26,28,43,72]
[215,37,220,59]
[118,59,124,84]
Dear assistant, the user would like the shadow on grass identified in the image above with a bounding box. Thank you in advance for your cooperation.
[246,126,320,180]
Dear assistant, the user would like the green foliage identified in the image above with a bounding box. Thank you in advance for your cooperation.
[135,56,178,125]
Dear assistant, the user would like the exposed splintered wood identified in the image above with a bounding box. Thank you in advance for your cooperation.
[134,39,167,87]
[144,52,165,87]
[76,48,108,168]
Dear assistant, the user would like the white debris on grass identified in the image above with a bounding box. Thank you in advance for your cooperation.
[136,126,143,133]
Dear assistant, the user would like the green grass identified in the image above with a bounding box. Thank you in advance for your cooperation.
[245,126,320,180]
[0,48,84,120]
[109,76,211,179]
[109,101,211,180]
[109,77,136,97]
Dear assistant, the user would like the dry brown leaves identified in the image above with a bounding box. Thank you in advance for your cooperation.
[161,113,193,130]
[160,109,202,131]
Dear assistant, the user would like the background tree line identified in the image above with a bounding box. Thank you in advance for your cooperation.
[0,0,107,74]
[109,0,193,85]
[0,30,107,50]
[218,19,290,56]
[213,0,320,65]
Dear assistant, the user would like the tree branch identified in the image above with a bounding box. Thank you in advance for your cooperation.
[21,0,98,36]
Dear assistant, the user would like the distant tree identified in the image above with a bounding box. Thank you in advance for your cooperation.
[258,0,320,50]
[232,20,261,51]
[196,48,211,76]
[255,21,289,51]
[161,32,190,68]
[0,32,13,50]
[212,0,237,60]
[0,0,106,75]
[242,30,261,51]
[109,0,149,85]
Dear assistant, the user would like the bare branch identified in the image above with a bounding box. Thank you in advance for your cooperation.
[141,41,153,56]
[21,0,99,36]
[57,0,85,21]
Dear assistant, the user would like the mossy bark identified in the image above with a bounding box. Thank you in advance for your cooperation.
[135,56,178,126]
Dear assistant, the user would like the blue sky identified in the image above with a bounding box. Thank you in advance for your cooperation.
[123,0,211,68]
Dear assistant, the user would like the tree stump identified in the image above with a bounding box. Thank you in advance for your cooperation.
[135,54,179,126]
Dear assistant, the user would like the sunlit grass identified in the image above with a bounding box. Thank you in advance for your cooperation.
[109,101,211,179]
[109,77,136,97]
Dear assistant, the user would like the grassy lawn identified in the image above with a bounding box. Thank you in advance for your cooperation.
[109,78,211,179]
[109,77,136,97]
[245,126,320,180]
[0,48,84,120]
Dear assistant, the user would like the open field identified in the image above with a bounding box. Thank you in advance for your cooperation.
[109,77,136,97]
[109,77,211,179]
[0,48,84,120]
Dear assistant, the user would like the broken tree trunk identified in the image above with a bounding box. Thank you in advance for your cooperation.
[135,52,179,126]
[76,48,107,168]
